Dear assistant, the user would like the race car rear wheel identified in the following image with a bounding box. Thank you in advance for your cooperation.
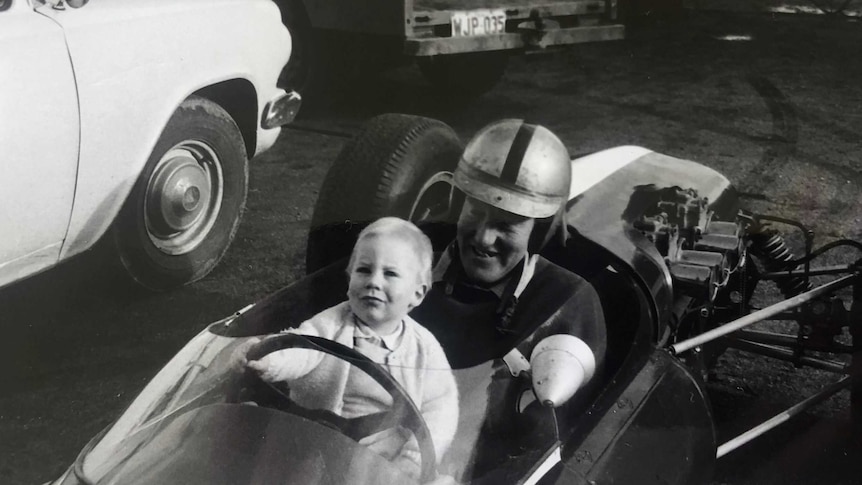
[112,96,248,290]
[306,113,463,273]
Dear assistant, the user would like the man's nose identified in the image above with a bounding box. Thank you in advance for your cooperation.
[473,219,498,247]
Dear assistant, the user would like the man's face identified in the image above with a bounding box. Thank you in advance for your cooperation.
[456,197,534,286]
[347,235,427,334]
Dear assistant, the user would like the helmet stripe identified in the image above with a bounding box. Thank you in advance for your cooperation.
[500,122,535,184]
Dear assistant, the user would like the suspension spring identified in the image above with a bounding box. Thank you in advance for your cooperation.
[749,229,813,298]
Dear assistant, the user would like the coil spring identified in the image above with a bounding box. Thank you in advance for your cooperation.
[749,229,813,297]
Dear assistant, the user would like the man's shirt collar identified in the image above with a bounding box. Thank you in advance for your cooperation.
[433,242,537,301]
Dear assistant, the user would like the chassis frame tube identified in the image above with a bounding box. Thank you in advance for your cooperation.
[759,264,856,280]
[723,337,849,374]
[716,376,850,458]
[670,274,858,355]
[733,329,855,354]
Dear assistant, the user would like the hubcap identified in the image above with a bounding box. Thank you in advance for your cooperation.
[144,142,224,255]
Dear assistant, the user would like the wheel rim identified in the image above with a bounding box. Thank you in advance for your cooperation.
[408,171,458,223]
[144,141,224,255]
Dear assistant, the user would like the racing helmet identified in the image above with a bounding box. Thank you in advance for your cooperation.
[454,119,571,219]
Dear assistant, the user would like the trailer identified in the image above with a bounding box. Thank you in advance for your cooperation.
[274,0,625,97]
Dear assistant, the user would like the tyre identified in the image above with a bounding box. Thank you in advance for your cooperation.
[112,96,249,290]
[306,113,463,273]
[417,51,509,97]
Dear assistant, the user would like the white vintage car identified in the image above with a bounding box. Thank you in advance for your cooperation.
[0,0,300,290]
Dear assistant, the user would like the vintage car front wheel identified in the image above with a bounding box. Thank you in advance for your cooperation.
[112,96,248,290]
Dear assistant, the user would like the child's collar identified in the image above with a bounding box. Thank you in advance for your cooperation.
[352,313,404,350]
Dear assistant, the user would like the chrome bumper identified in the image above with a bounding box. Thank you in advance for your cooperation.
[405,24,625,56]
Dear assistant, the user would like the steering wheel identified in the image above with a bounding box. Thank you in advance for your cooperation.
[245,334,437,483]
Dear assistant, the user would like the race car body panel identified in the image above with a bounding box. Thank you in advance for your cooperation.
[93,405,416,485]
[569,350,716,485]
[565,147,739,337]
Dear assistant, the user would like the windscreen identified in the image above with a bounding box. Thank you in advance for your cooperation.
[75,327,562,485]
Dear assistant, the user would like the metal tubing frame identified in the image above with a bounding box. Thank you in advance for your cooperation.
[759,264,856,280]
[733,329,797,347]
[670,274,858,355]
[734,329,855,354]
[716,376,851,458]
[723,337,849,374]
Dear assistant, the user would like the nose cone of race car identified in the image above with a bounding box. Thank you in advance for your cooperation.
[530,335,596,407]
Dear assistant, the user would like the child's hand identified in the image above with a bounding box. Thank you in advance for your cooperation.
[230,338,260,368]
[246,354,282,382]
[233,334,319,382]
[233,337,286,382]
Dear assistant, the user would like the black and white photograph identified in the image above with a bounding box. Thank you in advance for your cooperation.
[2,0,862,483]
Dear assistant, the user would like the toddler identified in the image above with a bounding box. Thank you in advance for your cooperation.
[246,217,458,479]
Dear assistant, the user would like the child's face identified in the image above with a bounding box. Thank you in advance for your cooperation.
[347,235,427,334]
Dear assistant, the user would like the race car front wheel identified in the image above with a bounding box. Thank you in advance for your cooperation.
[306,113,463,273]
[112,96,248,290]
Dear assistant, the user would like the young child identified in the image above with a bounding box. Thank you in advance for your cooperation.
[245,217,458,479]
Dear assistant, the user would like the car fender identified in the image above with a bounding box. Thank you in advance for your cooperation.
[37,0,291,260]
[0,2,79,287]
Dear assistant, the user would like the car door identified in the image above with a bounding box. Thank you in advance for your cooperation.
[0,0,79,288]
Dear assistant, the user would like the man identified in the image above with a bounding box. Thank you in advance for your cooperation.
[413,118,606,375]
[411,119,607,480]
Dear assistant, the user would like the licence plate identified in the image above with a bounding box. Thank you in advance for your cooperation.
[450,9,506,37]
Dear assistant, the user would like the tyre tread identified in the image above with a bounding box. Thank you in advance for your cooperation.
[307,114,461,272]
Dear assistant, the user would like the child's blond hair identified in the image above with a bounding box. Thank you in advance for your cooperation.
[347,217,433,287]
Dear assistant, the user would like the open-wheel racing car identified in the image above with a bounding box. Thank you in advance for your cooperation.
[49,114,862,485]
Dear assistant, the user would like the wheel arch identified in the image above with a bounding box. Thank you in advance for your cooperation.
[61,85,254,265]
[193,79,258,158]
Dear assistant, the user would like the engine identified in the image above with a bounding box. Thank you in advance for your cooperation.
[631,186,852,354]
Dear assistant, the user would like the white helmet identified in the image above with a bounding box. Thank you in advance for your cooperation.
[454,119,571,219]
